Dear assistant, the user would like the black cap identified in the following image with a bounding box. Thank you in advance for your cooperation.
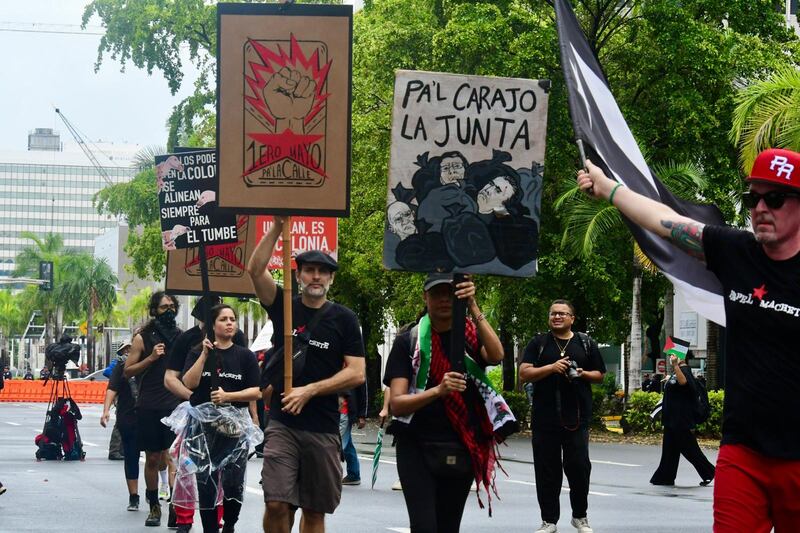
[295,250,338,272]
[191,294,222,320]
[423,272,453,291]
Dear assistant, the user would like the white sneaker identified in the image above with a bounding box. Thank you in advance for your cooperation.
[158,481,170,501]
[570,517,593,533]
[535,522,558,533]
[391,479,403,491]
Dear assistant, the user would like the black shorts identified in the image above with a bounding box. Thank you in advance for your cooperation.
[136,408,176,452]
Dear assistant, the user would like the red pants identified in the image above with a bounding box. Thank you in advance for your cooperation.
[174,503,223,526]
[714,444,800,532]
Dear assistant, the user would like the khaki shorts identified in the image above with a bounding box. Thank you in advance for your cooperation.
[261,420,342,514]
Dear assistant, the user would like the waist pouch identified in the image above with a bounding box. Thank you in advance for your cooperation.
[421,440,473,478]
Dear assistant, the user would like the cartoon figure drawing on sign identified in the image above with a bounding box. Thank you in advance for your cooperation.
[241,35,332,188]
[181,217,250,279]
[389,149,540,272]
[155,155,183,193]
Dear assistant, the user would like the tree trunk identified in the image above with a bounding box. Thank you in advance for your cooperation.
[500,327,515,391]
[706,319,720,390]
[629,262,643,392]
[87,290,95,373]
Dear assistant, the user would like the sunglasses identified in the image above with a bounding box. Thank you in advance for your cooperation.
[742,190,800,209]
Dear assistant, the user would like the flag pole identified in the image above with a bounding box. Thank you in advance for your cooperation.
[282,217,293,394]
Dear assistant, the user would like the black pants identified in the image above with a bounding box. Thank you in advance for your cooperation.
[118,423,140,481]
[197,453,247,533]
[396,434,474,533]
[532,425,591,523]
[650,427,715,485]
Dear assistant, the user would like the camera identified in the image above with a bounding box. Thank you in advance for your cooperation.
[45,334,81,378]
[567,360,580,381]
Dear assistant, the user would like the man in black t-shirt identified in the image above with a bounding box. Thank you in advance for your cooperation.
[520,300,605,533]
[247,216,365,533]
[578,148,800,532]
[124,290,182,528]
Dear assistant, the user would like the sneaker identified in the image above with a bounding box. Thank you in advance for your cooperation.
[391,479,403,491]
[700,478,713,487]
[570,517,593,533]
[127,494,140,511]
[159,481,170,501]
[341,475,361,486]
[167,503,177,528]
[145,503,162,527]
[0,482,6,496]
[176,526,192,533]
[535,522,558,533]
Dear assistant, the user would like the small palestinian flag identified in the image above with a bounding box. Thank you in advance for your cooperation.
[663,336,690,360]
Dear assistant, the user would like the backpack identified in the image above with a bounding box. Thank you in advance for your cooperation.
[692,377,710,425]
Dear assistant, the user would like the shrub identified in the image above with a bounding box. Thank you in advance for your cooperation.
[621,390,663,434]
[486,365,503,392]
[695,390,724,438]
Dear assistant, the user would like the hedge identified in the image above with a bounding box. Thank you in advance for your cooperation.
[619,390,724,439]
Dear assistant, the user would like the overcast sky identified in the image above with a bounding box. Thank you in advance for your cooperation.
[0,0,362,153]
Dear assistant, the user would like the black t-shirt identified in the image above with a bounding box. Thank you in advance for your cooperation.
[108,359,136,428]
[136,324,182,411]
[522,332,606,430]
[184,344,260,408]
[383,328,485,442]
[168,325,248,373]
[704,225,800,459]
[662,365,698,431]
[263,290,365,434]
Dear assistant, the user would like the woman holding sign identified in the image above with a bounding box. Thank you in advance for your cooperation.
[650,350,715,487]
[384,273,517,533]
[164,304,262,533]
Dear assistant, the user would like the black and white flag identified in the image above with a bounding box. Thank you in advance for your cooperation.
[555,0,726,326]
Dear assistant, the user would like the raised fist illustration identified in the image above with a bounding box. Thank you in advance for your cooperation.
[263,66,317,132]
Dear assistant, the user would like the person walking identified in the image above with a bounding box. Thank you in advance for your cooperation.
[339,381,367,486]
[650,351,715,486]
[519,300,606,533]
[384,273,516,533]
[247,216,366,533]
[578,148,800,531]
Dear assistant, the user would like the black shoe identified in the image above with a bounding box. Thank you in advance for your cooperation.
[145,503,162,527]
[176,526,192,533]
[108,453,125,461]
[167,503,177,528]
[128,494,140,511]
[0,482,6,496]
[341,475,361,486]
[221,524,235,533]
[700,478,714,487]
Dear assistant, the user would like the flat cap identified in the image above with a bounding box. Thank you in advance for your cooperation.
[423,272,454,291]
[295,250,338,272]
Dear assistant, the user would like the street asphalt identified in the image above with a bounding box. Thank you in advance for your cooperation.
[0,402,718,532]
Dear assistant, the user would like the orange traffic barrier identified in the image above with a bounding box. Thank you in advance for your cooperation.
[0,379,107,404]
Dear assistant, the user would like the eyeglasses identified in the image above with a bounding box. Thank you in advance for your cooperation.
[549,311,573,318]
[742,190,800,209]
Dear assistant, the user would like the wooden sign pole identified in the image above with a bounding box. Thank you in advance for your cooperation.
[282,217,293,393]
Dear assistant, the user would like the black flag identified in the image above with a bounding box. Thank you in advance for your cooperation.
[555,0,726,326]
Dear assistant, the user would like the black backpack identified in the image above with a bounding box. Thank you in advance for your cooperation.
[692,378,711,424]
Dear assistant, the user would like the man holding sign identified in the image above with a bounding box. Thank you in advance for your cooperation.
[247,216,365,533]
[578,148,800,531]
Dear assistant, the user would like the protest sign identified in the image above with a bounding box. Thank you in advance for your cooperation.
[156,149,237,249]
[383,71,549,277]
[217,3,353,216]
[254,216,338,270]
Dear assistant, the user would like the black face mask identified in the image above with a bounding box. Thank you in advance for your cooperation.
[156,309,177,328]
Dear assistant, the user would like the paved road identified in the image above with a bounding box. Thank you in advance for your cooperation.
[0,402,717,532]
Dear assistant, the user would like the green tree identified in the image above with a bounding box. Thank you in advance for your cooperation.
[58,254,119,370]
[0,290,22,365]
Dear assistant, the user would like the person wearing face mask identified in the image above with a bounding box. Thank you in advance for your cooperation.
[124,290,183,528]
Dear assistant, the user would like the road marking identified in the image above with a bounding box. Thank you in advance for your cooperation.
[592,459,640,467]
[82,441,99,447]
[386,528,410,532]
[504,479,615,497]
[245,486,261,496]
[358,454,395,465]
[4,421,21,426]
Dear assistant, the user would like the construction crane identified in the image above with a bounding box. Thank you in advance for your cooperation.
[54,107,114,186]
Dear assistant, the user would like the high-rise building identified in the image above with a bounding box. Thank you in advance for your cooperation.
[0,129,141,277]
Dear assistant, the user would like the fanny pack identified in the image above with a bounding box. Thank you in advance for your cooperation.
[261,302,332,388]
[421,440,473,478]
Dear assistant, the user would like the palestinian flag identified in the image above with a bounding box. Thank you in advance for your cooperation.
[663,336,690,360]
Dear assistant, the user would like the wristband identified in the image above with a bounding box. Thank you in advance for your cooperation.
[608,183,624,205]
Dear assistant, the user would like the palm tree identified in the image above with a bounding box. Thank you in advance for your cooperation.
[13,231,75,342]
[730,66,800,173]
[125,286,153,331]
[0,290,22,367]
[58,254,118,371]
[226,297,267,344]
[555,161,708,396]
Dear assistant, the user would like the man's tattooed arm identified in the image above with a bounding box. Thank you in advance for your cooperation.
[660,220,706,262]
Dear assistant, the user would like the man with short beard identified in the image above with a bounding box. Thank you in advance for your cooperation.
[247,216,365,533]
[520,300,605,533]
[124,291,182,527]
[577,148,800,532]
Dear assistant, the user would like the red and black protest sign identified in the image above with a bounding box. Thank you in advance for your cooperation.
[156,149,238,249]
